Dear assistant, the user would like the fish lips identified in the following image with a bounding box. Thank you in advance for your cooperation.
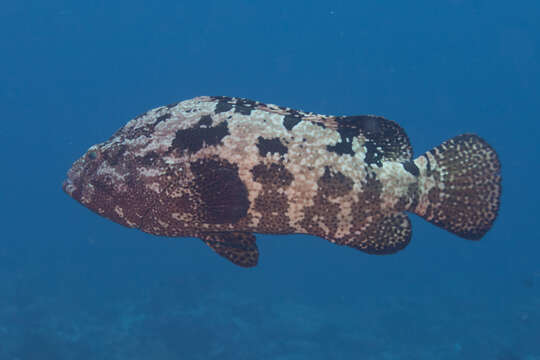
[62,177,75,195]
[62,159,85,201]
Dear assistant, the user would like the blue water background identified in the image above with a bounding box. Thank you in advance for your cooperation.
[1,1,539,359]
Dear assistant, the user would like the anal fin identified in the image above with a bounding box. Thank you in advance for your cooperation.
[200,232,258,267]
[345,212,412,254]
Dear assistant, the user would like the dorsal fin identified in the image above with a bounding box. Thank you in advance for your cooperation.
[200,232,258,267]
[327,115,413,165]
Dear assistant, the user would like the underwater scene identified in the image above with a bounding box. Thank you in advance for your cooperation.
[1,1,539,359]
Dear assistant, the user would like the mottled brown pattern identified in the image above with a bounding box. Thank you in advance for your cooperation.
[295,166,354,239]
[137,151,161,166]
[251,163,293,187]
[427,186,441,205]
[318,167,354,198]
[63,96,502,267]
[298,194,341,238]
[117,107,171,140]
[254,191,294,233]
[200,232,258,267]
[348,212,412,254]
[102,144,127,166]
[251,163,295,233]
[336,171,389,250]
[171,120,229,154]
[326,115,413,163]
[414,134,501,239]
[394,196,408,213]
[406,182,419,212]
[350,172,384,228]
[140,167,201,236]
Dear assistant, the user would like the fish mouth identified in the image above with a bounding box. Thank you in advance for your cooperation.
[62,163,82,198]
[62,177,75,196]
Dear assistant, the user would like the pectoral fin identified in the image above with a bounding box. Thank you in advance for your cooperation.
[200,232,258,267]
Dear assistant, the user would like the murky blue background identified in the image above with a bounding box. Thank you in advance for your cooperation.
[2,1,539,359]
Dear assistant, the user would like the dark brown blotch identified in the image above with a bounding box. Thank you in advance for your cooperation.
[326,140,355,156]
[198,114,213,127]
[318,166,354,197]
[425,155,432,176]
[256,137,288,157]
[139,151,160,166]
[326,117,363,156]
[407,182,419,212]
[190,157,249,224]
[364,141,383,167]
[156,113,172,124]
[402,160,420,177]
[233,98,258,115]
[214,99,234,114]
[251,163,294,187]
[283,114,302,130]
[171,121,229,154]
[103,144,127,166]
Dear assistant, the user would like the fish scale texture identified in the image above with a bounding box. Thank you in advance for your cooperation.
[63,96,501,267]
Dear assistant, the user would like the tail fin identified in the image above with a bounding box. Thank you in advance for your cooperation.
[412,134,501,240]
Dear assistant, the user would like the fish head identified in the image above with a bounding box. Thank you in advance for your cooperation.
[62,127,248,237]
[62,135,173,230]
[63,100,251,235]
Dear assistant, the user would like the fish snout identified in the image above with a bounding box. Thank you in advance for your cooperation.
[62,158,85,199]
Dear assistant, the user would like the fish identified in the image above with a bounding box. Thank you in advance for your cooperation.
[63,96,502,267]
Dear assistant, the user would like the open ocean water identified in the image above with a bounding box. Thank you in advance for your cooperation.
[1,1,539,359]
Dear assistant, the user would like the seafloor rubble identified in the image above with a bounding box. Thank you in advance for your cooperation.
[1,270,539,360]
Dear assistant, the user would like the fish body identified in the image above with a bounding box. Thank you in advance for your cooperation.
[63,96,501,267]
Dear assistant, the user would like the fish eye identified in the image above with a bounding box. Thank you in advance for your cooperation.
[87,150,98,160]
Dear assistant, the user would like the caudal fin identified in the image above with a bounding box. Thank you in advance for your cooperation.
[412,134,501,240]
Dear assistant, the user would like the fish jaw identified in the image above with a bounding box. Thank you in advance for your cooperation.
[62,143,143,228]
[62,147,94,204]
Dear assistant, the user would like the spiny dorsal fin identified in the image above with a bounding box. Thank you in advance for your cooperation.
[328,115,413,165]
[340,212,412,254]
[200,232,258,267]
